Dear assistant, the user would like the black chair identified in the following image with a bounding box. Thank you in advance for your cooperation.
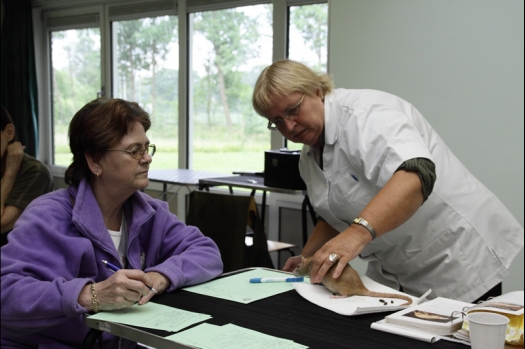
[186,191,276,273]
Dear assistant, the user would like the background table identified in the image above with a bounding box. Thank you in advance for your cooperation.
[84,269,474,349]
[148,171,317,247]
[147,169,229,221]
[199,174,317,247]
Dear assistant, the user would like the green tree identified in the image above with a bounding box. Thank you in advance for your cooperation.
[136,17,177,115]
[116,20,143,101]
[115,16,177,114]
[193,9,260,129]
[52,28,100,125]
[73,29,101,100]
[148,67,178,128]
[291,4,328,71]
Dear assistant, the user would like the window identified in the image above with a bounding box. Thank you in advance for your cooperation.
[288,3,328,73]
[112,16,179,169]
[188,4,273,173]
[286,2,328,150]
[38,0,328,173]
[51,28,101,166]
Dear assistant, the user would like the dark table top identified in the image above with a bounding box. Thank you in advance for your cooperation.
[151,288,467,349]
[148,169,230,186]
[199,174,306,195]
[88,269,469,349]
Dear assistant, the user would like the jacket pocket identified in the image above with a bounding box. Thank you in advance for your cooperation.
[328,172,375,223]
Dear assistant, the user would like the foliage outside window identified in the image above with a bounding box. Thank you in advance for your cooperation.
[48,2,328,172]
[189,4,273,174]
[51,29,101,166]
[113,16,179,170]
[287,3,328,151]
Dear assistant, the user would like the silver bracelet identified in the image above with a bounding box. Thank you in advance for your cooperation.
[353,217,377,240]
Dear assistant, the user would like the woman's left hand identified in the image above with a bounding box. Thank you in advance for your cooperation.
[137,271,170,305]
[309,170,425,283]
[308,226,371,284]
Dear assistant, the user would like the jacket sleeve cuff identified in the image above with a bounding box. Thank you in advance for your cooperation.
[62,279,93,318]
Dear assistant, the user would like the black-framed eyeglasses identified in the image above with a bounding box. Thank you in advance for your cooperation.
[267,93,306,131]
[107,144,156,160]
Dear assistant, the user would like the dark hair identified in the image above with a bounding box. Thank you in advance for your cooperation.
[1,105,17,142]
[64,98,151,186]
[1,105,13,130]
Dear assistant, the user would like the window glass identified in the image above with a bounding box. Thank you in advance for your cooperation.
[189,4,272,173]
[112,16,179,169]
[51,29,101,166]
[287,3,328,150]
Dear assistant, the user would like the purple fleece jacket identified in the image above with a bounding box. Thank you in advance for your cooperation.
[1,178,223,348]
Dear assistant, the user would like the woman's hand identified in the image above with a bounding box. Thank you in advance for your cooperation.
[282,255,303,272]
[281,220,339,274]
[309,170,425,284]
[79,269,169,312]
[4,142,25,177]
[137,271,170,305]
[308,226,370,284]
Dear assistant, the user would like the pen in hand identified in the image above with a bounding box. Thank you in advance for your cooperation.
[101,260,157,294]
[101,259,120,272]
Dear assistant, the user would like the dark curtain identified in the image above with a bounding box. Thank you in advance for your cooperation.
[0,0,39,157]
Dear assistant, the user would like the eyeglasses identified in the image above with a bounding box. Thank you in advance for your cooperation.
[107,144,156,160]
[267,93,306,131]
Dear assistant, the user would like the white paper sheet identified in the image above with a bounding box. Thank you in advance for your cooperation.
[293,276,428,316]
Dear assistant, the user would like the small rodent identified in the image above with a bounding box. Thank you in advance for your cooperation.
[293,256,412,306]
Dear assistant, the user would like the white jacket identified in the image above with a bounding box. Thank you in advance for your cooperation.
[299,88,523,301]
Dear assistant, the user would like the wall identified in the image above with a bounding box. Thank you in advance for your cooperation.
[328,0,524,292]
[47,0,524,290]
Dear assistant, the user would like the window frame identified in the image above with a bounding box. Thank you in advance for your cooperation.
[39,5,105,173]
[33,0,328,176]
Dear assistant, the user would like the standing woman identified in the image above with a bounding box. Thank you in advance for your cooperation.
[252,60,523,303]
[1,98,223,348]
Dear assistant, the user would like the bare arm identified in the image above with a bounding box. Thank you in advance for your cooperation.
[1,206,23,234]
[282,220,339,271]
[1,142,25,233]
[301,220,339,257]
[309,170,424,283]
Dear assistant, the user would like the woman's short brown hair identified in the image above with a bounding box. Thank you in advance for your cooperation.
[64,98,151,186]
[252,60,334,117]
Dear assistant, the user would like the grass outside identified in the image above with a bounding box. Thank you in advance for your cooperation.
[53,122,269,174]
[55,150,264,174]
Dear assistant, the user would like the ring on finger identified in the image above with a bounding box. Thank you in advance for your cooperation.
[149,287,157,294]
[328,253,339,263]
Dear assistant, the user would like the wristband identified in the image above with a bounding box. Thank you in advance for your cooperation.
[353,217,377,240]
[91,283,98,313]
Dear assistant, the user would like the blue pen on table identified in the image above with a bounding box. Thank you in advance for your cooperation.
[249,277,304,283]
[101,260,157,294]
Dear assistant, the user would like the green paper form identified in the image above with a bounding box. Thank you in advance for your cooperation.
[166,323,309,349]
[88,302,211,332]
[183,269,298,304]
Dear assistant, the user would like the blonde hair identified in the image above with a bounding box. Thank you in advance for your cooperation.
[252,60,334,117]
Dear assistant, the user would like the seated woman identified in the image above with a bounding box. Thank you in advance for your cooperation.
[0,98,223,348]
